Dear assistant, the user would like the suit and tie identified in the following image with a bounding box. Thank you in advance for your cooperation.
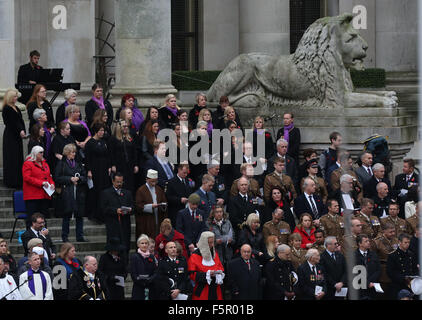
[363,176,392,200]
[294,193,327,220]
[175,207,207,249]
[319,250,347,299]
[227,257,262,300]
[165,175,194,226]
[355,165,374,186]
[354,249,381,300]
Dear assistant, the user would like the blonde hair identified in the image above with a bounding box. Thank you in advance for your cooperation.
[160,218,172,234]
[58,242,75,259]
[62,143,77,157]
[245,213,260,229]
[252,116,265,129]
[224,106,235,120]
[198,108,212,122]
[163,94,180,109]
[112,120,132,142]
[265,235,278,258]
[65,104,80,118]
[2,89,20,107]
[0,238,10,255]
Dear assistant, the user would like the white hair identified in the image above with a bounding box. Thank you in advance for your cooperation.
[32,108,46,121]
[340,174,353,184]
[136,234,150,246]
[305,248,319,261]
[64,89,77,100]
[196,120,208,129]
[276,138,288,147]
[277,244,290,254]
[372,163,385,172]
[197,231,215,262]
[27,146,44,161]
[324,236,337,247]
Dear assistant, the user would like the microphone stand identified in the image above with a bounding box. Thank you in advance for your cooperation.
[0,275,32,300]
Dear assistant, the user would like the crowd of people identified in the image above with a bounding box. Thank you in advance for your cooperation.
[0,50,421,301]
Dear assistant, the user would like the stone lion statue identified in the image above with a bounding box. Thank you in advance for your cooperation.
[207,13,397,110]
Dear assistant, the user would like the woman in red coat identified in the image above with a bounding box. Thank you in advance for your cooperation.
[188,231,224,300]
[22,145,55,225]
[155,218,188,259]
[293,213,316,249]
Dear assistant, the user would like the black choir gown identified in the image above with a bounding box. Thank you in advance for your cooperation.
[2,105,25,188]
[69,122,90,162]
[109,136,138,194]
[85,137,112,221]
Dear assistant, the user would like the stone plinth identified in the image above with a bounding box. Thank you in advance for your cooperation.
[110,0,176,107]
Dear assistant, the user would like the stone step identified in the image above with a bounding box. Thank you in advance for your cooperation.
[1,223,137,240]
[8,235,137,255]
[0,217,117,229]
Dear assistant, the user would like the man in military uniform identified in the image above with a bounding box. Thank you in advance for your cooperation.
[340,217,363,257]
[320,199,345,239]
[381,202,412,238]
[355,198,381,239]
[262,208,291,245]
[230,163,262,199]
[264,244,298,300]
[406,201,420,236]
[312,229,326,254]
[374,222,399,299]
[263,157,296,204]
[156,242,191,300]
[68,256,109,300]
[289,233,307,271]
[387,233,419,298]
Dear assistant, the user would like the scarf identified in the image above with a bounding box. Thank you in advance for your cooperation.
[206,121,213,137]
[283,123,294,143]
[131,107,144,131]
[276,200,284,208]
[91,96,105,110]
[66,159,76,168]
[254,128,265,135]
[138,248,151,259]
[28,269,47,299]
[166,106,178,117]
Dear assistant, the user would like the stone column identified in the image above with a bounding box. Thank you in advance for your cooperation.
[0,0,15,96]
[339,0,376,68]
[202,0,239,70]
[46,0,96,93]
[326,0,339,16]
[375,0,417,71]
[110,0,176,108]
[239,0,290,55]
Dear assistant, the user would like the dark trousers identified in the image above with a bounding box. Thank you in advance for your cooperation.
[62,215,84,240]
[25,199,50,228]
